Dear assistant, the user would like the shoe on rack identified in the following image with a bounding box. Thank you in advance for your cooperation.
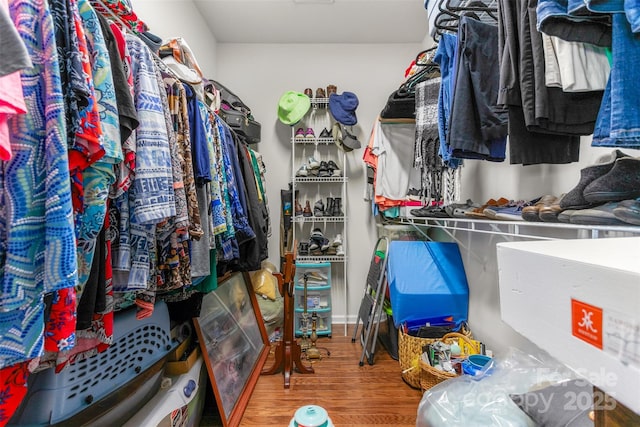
[310,227,324,240]
[465,197,510,218]
[557,209,576,223]
[332,197,344,217]
[326,160,342,177]
[560,150,630,210]
[303,201,313,217]
[295,164,309,177]
[569,202,628,226]
[332,234,343,247]
[307,156,320,169]
[295,127,305,141]
[613,198,640,225]
[443,199,477,217]
[325,245,337,256]
[304,88,313,98]
[521,195,557,222]
[583,157,640,204]
[320,237,331,251]
[318,161,331,177]
[326,84,337,98]
[305,128,316,139]
[539,194,566,222]
[336,244,345,256]
[323,197,334,216]
[298,241,309,256]
[316,87,326,99]
[295,199,303,216]
[313,200,325,217]
[410,205,449,218]
[493,199,538,221]
[406,188,422,201]
[319,127,331,139]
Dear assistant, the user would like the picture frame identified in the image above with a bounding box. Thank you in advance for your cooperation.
[193,271,270,427]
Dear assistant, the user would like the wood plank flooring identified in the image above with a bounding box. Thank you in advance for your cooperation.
[238,325,423,427]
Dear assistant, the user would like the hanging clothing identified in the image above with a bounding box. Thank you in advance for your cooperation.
[448,15,508,162]
[1,0,78,369]
[0,0,31,78]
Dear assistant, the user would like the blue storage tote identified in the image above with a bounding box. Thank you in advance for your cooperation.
[387,241,469,329]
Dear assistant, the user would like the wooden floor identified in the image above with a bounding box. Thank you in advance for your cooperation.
[238,324,423,427]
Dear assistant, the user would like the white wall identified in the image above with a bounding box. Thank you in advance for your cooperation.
[130,0,217,76]
[215,43,423,324]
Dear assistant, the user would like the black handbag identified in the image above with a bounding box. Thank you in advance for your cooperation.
[212,79,262,144]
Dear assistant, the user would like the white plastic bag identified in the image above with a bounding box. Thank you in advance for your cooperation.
[416,347,578,427]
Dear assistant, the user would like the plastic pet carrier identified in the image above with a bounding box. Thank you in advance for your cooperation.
[9,301,175,427]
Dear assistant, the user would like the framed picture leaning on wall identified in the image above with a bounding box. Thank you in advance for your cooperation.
[194,271,270,427]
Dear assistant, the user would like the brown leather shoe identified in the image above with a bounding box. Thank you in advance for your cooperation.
[522,195,557,222]
[304,88,313,98]
[316,87,326,99]
[539,194,566,222]
[326,84,337,97]
[465,197,509,218]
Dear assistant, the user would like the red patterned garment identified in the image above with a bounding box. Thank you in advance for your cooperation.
[0,362,29,427]
[89,0,146,34]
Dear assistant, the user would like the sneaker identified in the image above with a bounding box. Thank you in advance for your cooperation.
[326,160,341,176]
[305,128,316,139]
[295,164,309,177]
[295,128,305,141]
[310,228,324,239]
[313,199,325,216]
[319,127,331,139]
[570,202,628,225]
[307,156,320,169]
[406,188,421,201]
[318,161,331,178]
[336,244,345,256]
[331,234,343,246]
[319,237,331,251]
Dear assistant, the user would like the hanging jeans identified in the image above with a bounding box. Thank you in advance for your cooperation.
[592,13,640,148]
[586,0,640,32]
[537,0,612,46]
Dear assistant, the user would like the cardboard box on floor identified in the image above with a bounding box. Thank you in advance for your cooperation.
[497,237,640,415]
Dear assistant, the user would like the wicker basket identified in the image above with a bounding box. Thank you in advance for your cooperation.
[418,332,478,392]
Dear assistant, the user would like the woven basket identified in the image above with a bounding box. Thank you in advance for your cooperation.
[419,332,478,392]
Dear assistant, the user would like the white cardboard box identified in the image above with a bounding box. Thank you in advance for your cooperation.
[497,237,640,414]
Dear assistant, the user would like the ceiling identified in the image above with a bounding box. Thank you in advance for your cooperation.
[191,0,430,44]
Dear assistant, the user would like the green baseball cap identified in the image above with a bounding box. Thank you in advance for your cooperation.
[277,91,311,125]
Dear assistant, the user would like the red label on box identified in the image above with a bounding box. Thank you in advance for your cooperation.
[571,298,603,349]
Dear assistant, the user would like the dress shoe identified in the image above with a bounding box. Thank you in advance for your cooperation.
[316,87,326,99]
[304,88,313,98]
[583,157,640,204]
[326,84,337,97]
[522,195,557,222]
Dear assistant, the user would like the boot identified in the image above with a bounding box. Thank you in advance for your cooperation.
[295,199,303,216]
[303,201,312,217]
[332,197,344,217]
[324,197,334,217]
